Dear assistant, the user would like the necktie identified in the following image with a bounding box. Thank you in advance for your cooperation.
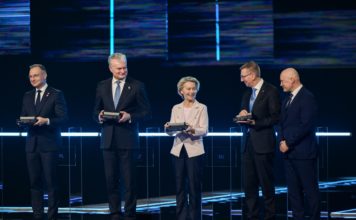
[35,90,42,111]
[114,81,121,108]
[249,88,257,112]
[285,93,293,109]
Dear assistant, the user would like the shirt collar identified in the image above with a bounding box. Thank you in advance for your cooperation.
[37,83,48,92]
[291,84,303,97]
[112,77,126,85]
[253,78,264,91]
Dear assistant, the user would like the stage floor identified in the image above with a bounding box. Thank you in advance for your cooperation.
[1,178,355,219]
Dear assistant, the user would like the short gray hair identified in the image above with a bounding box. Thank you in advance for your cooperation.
[29,64,47,73]
[177,76,200,99]
[108,53,127,65]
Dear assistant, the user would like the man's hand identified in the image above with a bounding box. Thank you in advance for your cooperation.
[279,140,289,153]
[34,116,49,126]
[119,111,131,123]
[235,110,255,125]
[98,110,104,123]
[238,110,249,116]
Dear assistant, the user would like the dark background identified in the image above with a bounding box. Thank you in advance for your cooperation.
[0,0,355,207]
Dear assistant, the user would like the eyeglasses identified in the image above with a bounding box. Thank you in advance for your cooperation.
[240,72,252,78]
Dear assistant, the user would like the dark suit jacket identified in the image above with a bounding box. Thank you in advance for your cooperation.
[21,86,68,152]
[93,77,151,149]
[241,81,280,153]
[280,87,318,159]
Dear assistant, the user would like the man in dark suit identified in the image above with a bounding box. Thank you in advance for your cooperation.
[235,61,280,220]
[279,68,320,220]
[93,53,151,220]
[21,64,68,220]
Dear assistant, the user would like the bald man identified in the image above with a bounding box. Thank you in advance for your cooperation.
[279,68,320,220]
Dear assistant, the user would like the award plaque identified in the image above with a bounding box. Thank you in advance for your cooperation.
[17,116,37,126]
[165,122,188,132]
[233,114,253,123]
[102,111,122,121]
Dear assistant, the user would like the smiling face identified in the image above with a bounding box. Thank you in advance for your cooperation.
[240,67,257,88]
[29,66,47,89]
[180,81,197,102]
[109,58,128,80]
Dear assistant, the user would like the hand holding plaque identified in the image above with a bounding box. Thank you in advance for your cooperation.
[17,116,38,127]
[165,122,189,132]
[102,111,122,121]
[233,114,253,123]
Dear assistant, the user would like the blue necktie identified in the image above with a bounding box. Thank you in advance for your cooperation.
[249,88,257,112]
[114,81,121,108]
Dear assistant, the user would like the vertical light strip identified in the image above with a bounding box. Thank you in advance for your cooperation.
[165,0,169,60]
[215,0,220,61]
[110,0,114,54]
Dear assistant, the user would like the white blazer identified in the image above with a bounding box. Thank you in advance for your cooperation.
[167,100,209,158]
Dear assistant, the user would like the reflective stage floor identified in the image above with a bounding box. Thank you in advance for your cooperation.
[1,178,355,220]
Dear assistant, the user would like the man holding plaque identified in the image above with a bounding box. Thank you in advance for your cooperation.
[93,53,151,220]
[20,64,68,220]
[235,61,280,220]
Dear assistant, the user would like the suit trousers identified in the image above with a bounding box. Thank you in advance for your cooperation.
[284,159,320,220]
[243,136,275,220]
[103,148,137,219]
[26,147,59,220]
[173,146,204,220]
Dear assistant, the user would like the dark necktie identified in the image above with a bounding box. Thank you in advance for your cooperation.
[35,90,42,111]
[114,81,121,108]
[285,93,293,108]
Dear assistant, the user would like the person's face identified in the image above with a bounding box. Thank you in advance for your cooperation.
[29,67,46,89]
[280,72,294,92]
[180,81,197,102]
[240,68,255,88]
[109,58,128,80]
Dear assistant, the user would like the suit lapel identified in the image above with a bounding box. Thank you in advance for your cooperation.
[105,79,116,110]
[285,87,303,111]
[187,101,201,123]
[117,78,132,110]
[252,82,266,112]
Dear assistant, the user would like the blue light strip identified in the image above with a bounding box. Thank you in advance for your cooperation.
[165,0,169,60]
[110,0,114,54]
[215,1,220,61]
[0,132,351,137]
[331,208,356,218]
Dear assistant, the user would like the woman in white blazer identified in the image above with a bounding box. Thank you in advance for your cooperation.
[165,76,209,220]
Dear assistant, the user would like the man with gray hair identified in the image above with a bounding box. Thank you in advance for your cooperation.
[93,53,151,220]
